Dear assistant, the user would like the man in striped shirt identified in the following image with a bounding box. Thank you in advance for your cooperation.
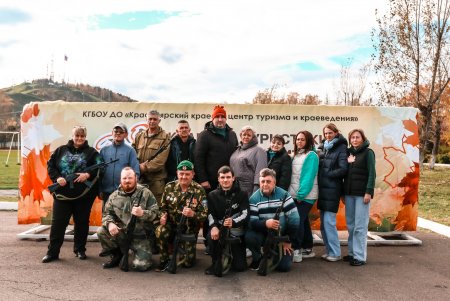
[245,168,299,272]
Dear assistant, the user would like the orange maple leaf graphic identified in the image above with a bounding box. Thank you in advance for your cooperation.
[403,119,419,147]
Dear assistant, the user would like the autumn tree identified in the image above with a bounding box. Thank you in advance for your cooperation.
[373,0,450,167]
[252,85,321,105]
[335,58,371,106]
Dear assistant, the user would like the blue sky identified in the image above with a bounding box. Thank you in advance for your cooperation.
[0,0,387,103]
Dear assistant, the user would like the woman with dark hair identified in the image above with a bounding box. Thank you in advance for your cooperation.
[267,135,292,191]
[343,129,376,266]
[317,123,348,262]
[42,125,102,263]
[288,131,319,262]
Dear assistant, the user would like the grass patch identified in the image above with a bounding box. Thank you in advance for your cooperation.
[0,196,18,202]
[419,167,450,226]
[0,150,20,189]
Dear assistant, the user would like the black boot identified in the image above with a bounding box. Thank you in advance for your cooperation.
[102,250,122,269]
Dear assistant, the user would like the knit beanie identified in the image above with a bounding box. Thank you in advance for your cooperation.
[212,105,226,120]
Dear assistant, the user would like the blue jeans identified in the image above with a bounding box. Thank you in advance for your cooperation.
[320,210,341,257]
[292,201,314,250]
[245,230,293,272]
[345,195,370,261]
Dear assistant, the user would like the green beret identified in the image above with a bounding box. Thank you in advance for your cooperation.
[177,160,194,171]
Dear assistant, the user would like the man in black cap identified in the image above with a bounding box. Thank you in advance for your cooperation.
[99,122,140,210]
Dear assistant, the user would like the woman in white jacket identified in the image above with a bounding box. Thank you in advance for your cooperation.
[288,130,319,263]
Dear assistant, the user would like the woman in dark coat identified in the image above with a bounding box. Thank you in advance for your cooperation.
[317,123,348,262]
[42,125,101,263]
[267,134,292,191]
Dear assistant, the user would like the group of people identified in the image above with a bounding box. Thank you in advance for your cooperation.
[42,104,376,275]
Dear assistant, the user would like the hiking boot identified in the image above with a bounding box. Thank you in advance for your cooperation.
[102,253,122,269]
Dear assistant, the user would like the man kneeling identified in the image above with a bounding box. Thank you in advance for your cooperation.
[246,168,299,273]
[205,166,249,276]
[97,167,159,271]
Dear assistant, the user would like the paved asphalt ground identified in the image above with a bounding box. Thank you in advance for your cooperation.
[0,211,449,301]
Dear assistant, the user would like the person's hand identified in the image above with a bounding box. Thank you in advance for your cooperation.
[348,154,356,163]
[131,205,144,217]
[364,193,371,204]
[265,219,279,230]
[139,163,146,174]
[108,223,121,236]
[74,173,89,183]
[56,177,67,187]
[210,226,220,240]
[182,207,194,217]
[282,242,293,256]
[223,217,232,228]
[160,213,167,225]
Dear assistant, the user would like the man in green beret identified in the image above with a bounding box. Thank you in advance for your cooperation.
[155,160,207,271]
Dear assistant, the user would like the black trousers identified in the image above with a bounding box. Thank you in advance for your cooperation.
[292,201,314,250]
[47,193,96,256]
[207,230,247,272]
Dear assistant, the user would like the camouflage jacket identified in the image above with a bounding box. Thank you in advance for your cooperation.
[132,126,171,181]
[160,180,207,231]
[102,184,159,236]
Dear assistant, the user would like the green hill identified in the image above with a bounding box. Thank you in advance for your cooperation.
[0,79,137,132]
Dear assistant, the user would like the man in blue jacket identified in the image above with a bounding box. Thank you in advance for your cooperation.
[100,122,140,210]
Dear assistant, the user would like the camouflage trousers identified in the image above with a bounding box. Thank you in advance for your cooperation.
[155,223,197,266]
[97,226,152,271]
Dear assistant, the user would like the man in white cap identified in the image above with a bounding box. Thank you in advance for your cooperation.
[99,122,140,210]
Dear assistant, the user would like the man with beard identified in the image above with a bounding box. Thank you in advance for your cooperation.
[97,167,159,272]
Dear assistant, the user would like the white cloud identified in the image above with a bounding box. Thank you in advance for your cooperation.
[0,0,388,103]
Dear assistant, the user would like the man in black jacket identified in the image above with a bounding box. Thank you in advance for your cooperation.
[205,165,249,275]
[194,105,238,252]
[194,105,238,192]
[166,120,196,183]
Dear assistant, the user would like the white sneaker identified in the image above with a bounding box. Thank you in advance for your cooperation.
[246,248,252,258]
[293,249,302,263]
[324,255,341,262]
[321,253,329,259]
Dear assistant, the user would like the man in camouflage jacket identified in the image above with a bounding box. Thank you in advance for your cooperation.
[132,110,171,204]
[155,160,207,271]
[97,167,159,271]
